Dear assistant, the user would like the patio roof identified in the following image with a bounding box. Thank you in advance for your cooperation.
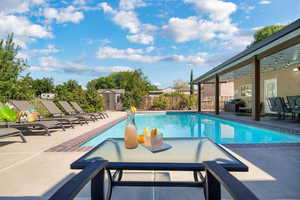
[193,18,300,84]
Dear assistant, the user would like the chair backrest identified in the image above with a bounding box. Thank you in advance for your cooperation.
[70,102,84,114]
[58,101,77,115]
[267,97,279,112]
[41,100,64,116]
[10,100,33,111]
[278,97,290,112]
[49,161,258,200]
[287,96,300,109]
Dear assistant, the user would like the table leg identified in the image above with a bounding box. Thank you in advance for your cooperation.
[106,170,113,200]
[193,171,199,182]
[91,168,105,200]
[113,170,123,181]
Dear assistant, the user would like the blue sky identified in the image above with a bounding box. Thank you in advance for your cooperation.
[1,0,299,88]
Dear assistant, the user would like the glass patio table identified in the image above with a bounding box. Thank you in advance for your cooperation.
[71,137,248,190]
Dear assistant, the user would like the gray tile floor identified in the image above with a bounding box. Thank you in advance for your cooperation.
[202,111,300,134]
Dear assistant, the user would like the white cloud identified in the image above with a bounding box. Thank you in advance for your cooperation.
[29,55,134,74]
[31,44,60,55]
[112,10,141,33]
[239,3,255,13]
[119,0,146,10]
[29,56,60,72]
[163,0,239,43]
[259,0,271,5]
[163,17,238,42]
[96,46,159,63]
[63,62,134,74]
[73,0,85,6]
[17,44,59,61]
[153,82,161,87]
[0,0,44,14]
[184,0,237,21]
[99,2,116,14]
[96,46,209,66]
[16,52,29,60]
[220,29,255,50]
[93,66,134,73]
[126,33,154,44]
[99,1,157,44]
[0,14,52,47]
[43,6,84,24]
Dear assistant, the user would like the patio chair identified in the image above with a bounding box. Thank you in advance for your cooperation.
[49,160,258,200]
[69,101,107,119]
[58,101,97,122]
[0,127,26,143]
[6,100,68,136]
[287,96,300,120]
[267,97,292,119]
[40,100,86,126]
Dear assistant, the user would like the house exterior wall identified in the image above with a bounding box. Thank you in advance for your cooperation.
[233,68,300,110]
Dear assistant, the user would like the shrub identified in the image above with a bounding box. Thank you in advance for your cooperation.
[152,95,168,110]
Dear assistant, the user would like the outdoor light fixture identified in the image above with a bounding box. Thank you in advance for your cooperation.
[293,67,300,72]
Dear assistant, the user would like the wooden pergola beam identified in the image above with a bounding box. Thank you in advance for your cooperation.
[198,83,201,112]
[252,55,260,121]
[215,74,220,115]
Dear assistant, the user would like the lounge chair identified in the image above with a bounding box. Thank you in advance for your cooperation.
[69,101,107,119]
[267,97,292,119]
[58,101,97,122]
[40,100,86,126]
[287,96,300,120]
[0,127,26,143]
[7,100,67,136]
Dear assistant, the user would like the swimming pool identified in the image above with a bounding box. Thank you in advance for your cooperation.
[82,113,300,146]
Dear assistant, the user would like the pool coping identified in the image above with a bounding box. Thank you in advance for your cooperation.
[200,112,300,135]
[45,116,127,152]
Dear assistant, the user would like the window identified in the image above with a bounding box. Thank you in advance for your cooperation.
[240,84,252,97]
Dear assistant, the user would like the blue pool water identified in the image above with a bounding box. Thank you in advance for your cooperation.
[82,113,300,146]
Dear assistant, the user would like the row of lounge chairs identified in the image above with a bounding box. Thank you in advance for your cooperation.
[0,100,109,143]
[267,96,300,119]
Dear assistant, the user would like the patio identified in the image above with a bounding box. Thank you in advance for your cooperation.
[0,111,300,199]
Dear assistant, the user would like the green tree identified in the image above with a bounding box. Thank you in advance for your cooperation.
[0,34,28,102]
[55,80,85,102]
[190,69,194,95]
[32,78,55,96]
[55,80,104,112]
[251,25,286,45]
[83,87,104,112]
[87,69,157,108]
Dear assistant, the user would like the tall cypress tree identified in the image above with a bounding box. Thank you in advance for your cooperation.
[190,69,194,95]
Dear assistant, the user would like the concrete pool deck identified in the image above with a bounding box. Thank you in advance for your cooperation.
[0,111,299,199]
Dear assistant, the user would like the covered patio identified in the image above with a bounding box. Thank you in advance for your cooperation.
[194,18,300,123]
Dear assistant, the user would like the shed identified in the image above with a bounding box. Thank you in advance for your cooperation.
[97,89,125,111]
